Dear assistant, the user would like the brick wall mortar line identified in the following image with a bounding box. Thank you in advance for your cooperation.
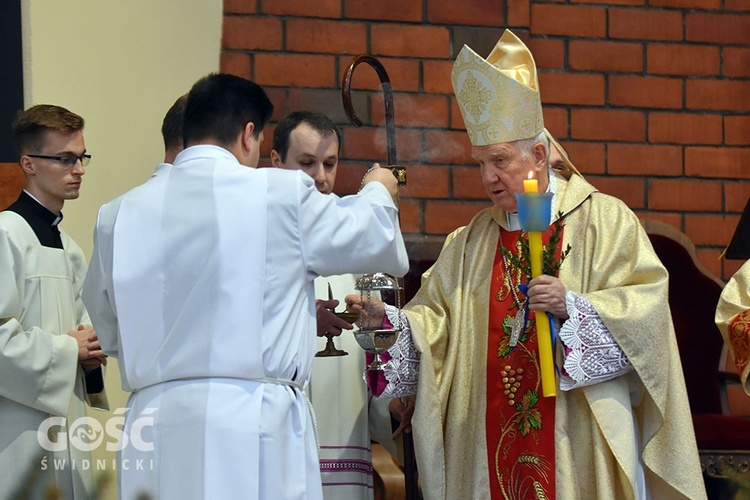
[222,4,749,267]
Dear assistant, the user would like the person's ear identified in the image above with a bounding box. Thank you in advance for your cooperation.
[270,149,282,167]
[532,142,548,171]
[19,156,34,175]
[241,122,256,153]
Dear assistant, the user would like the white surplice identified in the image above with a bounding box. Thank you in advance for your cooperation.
[0,211,107,500]
[150,162,170,178]
[82,145,408,500]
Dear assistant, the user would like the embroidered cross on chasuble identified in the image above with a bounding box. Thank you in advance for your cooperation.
[487,227,563,499]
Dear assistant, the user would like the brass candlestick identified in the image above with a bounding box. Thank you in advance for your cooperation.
[316,283,352,357]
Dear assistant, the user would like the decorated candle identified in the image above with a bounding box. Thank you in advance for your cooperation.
[518,171,556,397]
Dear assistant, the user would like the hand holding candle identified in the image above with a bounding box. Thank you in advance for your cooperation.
[518,172,557,397]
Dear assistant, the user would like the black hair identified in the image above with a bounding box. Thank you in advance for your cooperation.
[272,111,341,162]
[161,94,187,151]
[183,73,273,148]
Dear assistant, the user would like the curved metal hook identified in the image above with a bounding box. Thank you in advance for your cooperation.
[343,59,412,497]
[342,54,397,168]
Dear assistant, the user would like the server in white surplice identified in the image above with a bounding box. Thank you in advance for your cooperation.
[82,74,408,500]
[0,105,108,500]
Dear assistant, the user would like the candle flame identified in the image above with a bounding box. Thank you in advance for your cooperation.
[527,171,534,180]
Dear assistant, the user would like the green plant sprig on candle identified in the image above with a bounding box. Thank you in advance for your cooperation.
[502,233,531,277]
[500,211,571,278]
[543,212,571,276]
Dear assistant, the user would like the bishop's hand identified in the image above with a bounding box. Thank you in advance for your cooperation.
[389,396,415,436]
[527,275,568,320]
[344,294,386,330]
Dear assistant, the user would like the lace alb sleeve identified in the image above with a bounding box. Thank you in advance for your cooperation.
[559,291,633,391]
[375,304,420,398]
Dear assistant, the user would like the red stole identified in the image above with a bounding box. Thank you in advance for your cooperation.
[486,228,561,499]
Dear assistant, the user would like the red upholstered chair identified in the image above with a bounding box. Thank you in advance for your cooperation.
[0,162,25,210]
[642,220,750,499]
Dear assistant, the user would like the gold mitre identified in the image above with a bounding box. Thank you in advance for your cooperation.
[452,30,544,146]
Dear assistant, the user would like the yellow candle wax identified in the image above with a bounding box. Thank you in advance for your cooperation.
[536,316,556,397]
[528,231,543,278]
[528,230,556,397]
[523,172,556,397]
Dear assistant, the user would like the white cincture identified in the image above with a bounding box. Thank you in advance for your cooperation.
[134,376,320,448]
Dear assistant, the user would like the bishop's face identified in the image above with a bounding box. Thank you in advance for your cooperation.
[273,123,339,194]
[474,140,547,213]
[22,130,87,214]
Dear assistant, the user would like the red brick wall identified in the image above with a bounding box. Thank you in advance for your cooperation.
[221,0,749,280]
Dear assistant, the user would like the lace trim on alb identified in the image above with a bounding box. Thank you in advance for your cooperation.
[559,291,633,391]
[378,304,420,398]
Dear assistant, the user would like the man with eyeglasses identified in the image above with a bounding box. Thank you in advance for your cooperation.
[0,104,108,499]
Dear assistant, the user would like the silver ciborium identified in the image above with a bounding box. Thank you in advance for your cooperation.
[353,273,402,370]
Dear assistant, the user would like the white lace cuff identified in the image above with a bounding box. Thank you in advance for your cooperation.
[378,304,420,398]
[559,291,633,391]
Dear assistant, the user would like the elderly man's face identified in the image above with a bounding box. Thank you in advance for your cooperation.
[473,141,547,212]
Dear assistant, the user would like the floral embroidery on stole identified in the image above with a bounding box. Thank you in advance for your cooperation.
[486,228,561,499]
[729,309,750,374]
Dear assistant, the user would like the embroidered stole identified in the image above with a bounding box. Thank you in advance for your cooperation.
[486,228,561,499]
[729,309,750,374]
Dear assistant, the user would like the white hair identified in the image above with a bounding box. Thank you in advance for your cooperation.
[514,131,549,161]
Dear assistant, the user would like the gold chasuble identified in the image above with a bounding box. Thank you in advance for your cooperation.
[487,229,561,498]
[405,172,706,500]
[716,260,750,393]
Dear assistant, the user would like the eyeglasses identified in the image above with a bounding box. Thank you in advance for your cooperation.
[26,153,91,168]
